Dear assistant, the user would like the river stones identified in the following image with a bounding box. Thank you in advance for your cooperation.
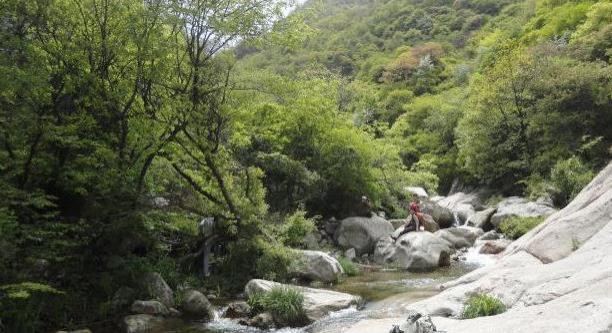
[180,289,215,320]
[122,314,164,333]
[289,250,344,283]
[334,216,394,255]
[130,300,169,316]
[373,232,452,271]
[245,279,361,322]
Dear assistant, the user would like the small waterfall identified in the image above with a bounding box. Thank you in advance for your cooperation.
[463,243,495,267]
[452,212,461,226]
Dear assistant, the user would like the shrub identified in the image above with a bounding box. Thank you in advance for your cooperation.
[338,257,359,277]
[280,210,317,248]
[462,294,506,319]
[549,157,594,207]
[247,287,307,327]
[255,242,297,282]
[500,216,546,240]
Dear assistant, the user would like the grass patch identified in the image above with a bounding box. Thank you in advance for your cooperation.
[247,287,307,327]
[462,294,506,319]
[499,216,546,240]
[338,257,359,277]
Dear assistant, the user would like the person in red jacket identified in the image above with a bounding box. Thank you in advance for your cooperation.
[409,194,423,231]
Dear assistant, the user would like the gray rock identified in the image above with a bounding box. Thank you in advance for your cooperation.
[478,230,502,241]
[344,248,356,261]
[398,311,438,333]
[324,219,339,237]
[142,273,174,308]
[421,201,454,228]
[130,300,169,316]
[479,239,512,255]
[245,279,361,322]
[225,301,250,318]
[334,216,395,255]
[180,289,215,320]
[122,314,164,333]
[289,250,344,283]
[466,208,497,230]
[374,233,453,271]
[490,197,557,229]
[389,219,409,230]
[406,187,429,198]
[303,232,322,250]
[435,227,483,249]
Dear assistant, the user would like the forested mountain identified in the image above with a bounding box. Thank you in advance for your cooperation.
[0,0,610,332]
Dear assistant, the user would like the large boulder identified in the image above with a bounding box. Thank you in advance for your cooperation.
[420,214,440,232]
[334,216,394,255]
[436,192,481,223]
[130,300,169,316]
[373,232,453,271]
[142,273,174,308]
[245,279,361,322]
[225,301,251,319]
[490,197,557,229]
[466,208,496,230]
[122,314,164,333]
[180,289,215,320]
[406,187,429,199]
[434,227,483,249]
[421,201,454,228]
[289,250,344,283]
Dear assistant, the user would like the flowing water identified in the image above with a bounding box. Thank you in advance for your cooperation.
[161,250,495,333]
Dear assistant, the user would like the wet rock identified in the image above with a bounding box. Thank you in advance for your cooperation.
[142,273,174,308]
[130,300,169,316]
[479,239,512,255]
[249,312,275,329]
[122,314,164,333]
[289,250,344,283]
[225,301,251,318]
[479,230,502,241]
[334,216,394,255]
[180,289,215,320]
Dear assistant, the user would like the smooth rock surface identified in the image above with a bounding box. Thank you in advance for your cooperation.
[421,201,454,228]
[245,279,361,322]
[334,216,394,255]
[466,207,496,230]
[289,250,344,283]
[373,232,452,271]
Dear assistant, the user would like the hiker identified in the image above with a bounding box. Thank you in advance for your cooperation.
[409,194,424,232]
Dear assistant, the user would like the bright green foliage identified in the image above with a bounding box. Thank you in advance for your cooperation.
[255,241,298,282]
[462,294,507,319]
[338,257,359,277]
[280,210,317,248]
[248,287,307,327]
[550,156,595,206]
[500,216,547,240]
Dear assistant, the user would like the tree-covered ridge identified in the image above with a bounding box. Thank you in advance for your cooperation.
[0,0,610,331]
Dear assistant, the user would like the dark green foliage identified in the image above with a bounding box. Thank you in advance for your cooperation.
[500,216,547,240]
[462,294,507,319]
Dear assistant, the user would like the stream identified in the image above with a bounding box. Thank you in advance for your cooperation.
[156,246,494,333]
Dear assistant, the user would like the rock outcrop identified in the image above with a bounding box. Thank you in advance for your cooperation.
[142,273,174,308]
[421,201,454,228]
[245,279,361,322]
[466,207,496,230]
[373,232,452,271]
[334,216,394,255]
[289,250,344,283]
